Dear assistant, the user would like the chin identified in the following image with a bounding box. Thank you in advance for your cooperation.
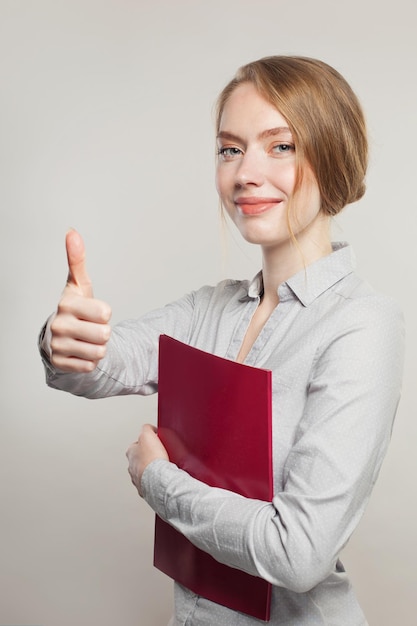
[238,226,289,247]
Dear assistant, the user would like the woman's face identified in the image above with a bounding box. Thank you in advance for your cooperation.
[215,83,328,252]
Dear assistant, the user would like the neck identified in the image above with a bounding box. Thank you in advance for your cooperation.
[261,230,332,303]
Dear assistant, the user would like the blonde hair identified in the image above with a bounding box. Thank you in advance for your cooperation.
[216,56,368,216]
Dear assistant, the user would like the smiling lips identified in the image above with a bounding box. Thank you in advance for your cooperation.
[235,196,283,216]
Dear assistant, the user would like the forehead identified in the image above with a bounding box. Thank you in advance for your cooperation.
[219,82,289,133]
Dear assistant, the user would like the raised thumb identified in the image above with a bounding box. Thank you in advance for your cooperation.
[65,229,93,298]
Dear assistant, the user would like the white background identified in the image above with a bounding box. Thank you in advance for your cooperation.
[0,1,415,624]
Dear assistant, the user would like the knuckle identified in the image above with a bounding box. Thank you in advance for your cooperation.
[99,303,112,323]
[57,297,72,316]
[50,317,62,336]
[51,354,67,370]
[75,359,96,373]
[51,316,73,340]
[50,352,60,367]
[94,344,107,361]
[101,324,112,342]
[50,338,60,356]
[84,360,97,373]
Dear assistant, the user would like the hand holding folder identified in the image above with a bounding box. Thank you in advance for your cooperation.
[154,335,273,621]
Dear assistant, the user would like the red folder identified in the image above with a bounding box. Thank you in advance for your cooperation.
[154,335,273,621]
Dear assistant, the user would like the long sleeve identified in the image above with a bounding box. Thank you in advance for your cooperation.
[141,294,404,593]
[39,290,197,398]
[38,243,406,623]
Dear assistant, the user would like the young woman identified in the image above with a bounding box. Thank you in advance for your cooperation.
[40,56,404,625]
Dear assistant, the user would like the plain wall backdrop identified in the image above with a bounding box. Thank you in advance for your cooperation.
[0,1,415,624]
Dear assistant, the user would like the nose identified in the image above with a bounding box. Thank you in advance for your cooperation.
[235,150,265,187]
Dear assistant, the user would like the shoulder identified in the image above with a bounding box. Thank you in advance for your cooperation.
[331,272,404,332]
[315,273,405,373]
[192,277,252,305]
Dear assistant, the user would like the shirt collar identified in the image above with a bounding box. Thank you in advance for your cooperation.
[245,242,355,306]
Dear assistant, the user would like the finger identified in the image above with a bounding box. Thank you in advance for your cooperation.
[141,424,169,460]
[50,354,100,373]
[65,229,93,298]
[142,423,157,435]
[65,320,111,345]
[56,293,112,324]
[125,443,136,460]
[51,335,108,361]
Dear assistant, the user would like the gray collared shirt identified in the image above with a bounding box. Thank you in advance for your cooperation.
[41,243,405,625]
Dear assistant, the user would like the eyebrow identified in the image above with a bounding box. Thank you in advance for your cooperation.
[217,127,292,142]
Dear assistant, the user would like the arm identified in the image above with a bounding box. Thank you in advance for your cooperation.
[128,296,405,592]
[41,297,195,399]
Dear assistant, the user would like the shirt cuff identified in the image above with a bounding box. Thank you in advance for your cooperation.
[38,315,59,377]
[141,458,179,519]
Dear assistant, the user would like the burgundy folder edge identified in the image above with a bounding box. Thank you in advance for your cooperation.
[154,335,273,621]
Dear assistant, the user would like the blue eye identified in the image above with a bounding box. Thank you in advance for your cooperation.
[217,146,243,160]
[272,143,295,155]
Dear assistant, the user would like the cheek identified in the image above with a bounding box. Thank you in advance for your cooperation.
[215,165,230,202]
[270,162,297,196]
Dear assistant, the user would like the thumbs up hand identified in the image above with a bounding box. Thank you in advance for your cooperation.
[49,230,112,373]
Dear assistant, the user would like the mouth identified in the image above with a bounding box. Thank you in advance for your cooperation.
[235,197,283,216]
